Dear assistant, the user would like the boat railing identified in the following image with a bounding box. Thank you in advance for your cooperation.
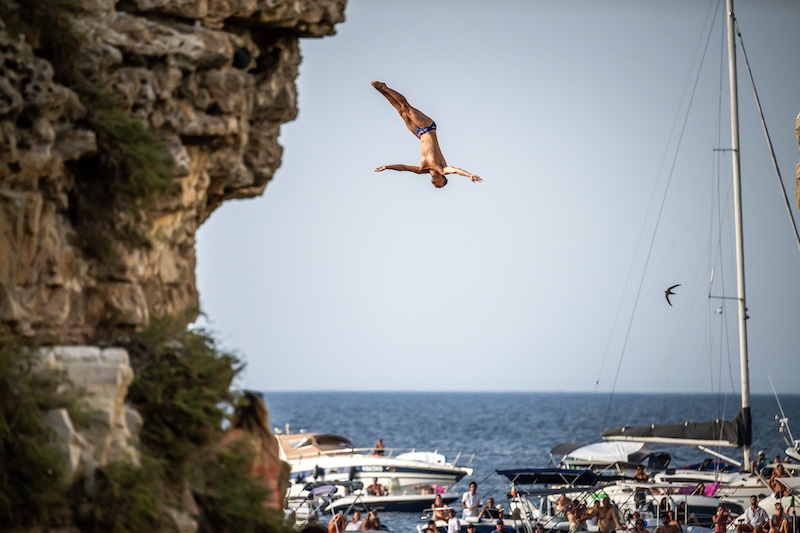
[287,446,476,467]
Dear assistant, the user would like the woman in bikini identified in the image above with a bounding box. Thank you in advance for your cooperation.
[372,81,482,188]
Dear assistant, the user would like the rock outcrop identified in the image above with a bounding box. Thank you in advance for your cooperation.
[40,346,140,485]
[0,0,345,343]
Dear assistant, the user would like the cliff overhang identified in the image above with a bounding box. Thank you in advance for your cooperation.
[0,0,345,343]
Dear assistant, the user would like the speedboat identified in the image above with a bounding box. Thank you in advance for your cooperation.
[277,429,474,498]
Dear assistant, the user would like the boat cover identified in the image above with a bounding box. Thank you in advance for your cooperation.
[602,408,751,448]
[553,442,665,465]
[495,468,599,486]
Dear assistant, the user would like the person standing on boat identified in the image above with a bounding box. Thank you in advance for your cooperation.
[568,501,588,532]
[737,495,770,533]
[447,508,460,533]
[461,481,484,519]
[596,497,624,533]
[371,81,483,189]
[633,465,651,509]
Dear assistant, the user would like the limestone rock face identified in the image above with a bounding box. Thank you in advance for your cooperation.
[40,346,140,485]
[0,0,345,343]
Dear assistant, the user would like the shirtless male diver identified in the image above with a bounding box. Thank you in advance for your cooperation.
[372,81,482,188]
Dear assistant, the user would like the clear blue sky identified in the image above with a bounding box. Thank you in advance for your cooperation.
[195,0,800,396]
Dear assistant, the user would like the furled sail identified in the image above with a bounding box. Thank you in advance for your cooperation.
[602,408,751,448]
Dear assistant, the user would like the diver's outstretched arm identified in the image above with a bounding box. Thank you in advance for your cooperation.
[443,165,482,182]
[375,164,426,174]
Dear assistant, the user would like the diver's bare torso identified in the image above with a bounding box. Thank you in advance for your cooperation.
[419,131,448,174]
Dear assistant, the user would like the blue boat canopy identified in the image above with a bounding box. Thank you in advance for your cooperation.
[495,468,599,486]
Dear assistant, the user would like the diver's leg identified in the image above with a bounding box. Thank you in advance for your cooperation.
[372,81,433,134]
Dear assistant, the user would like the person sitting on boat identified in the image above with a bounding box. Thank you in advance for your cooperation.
[656,515,682,533]
[494,520,506,533]
[736,495,770,533]
[676,503,699,526]
[751,450,768,476]
[766,502,790,533]
[366,477,385,496]
[596,497,624,533]
[461,481,484,519]
[345,511,363,531]
[666,510,683,531]
[371,439,385,456]
[479,498,501,519]
[768,464,791,496]
[633,518,647,533]
[446,508,460,533]
[432,493,450,522]
[713,504,732,533]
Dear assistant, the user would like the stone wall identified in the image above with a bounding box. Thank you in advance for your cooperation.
[0,0,346,343]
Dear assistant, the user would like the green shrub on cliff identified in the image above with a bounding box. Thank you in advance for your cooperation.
[82,88,177,209]
[120,316,289,532]
[81,456,176,533]
[122,314,242,483]
[0,345,87,528]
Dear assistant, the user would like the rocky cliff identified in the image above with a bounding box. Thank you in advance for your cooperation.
[0,0,345,343]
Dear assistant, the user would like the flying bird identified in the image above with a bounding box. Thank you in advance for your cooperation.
[665,284,681,306]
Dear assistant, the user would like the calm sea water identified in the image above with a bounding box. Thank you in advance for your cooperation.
[264,392,800,532]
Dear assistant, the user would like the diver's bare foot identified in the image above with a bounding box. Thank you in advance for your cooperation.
[371,81,386,91]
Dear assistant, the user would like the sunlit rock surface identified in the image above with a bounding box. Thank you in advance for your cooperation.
[0,0,345,342]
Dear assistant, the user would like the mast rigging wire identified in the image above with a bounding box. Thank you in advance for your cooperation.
[733,18,800,254]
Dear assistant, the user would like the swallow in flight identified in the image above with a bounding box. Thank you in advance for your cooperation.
[665,284,680,306]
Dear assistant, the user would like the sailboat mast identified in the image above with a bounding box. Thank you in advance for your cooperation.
[726,0,752,468]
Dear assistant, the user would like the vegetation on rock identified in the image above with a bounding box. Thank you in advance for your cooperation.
[0,344,88,529]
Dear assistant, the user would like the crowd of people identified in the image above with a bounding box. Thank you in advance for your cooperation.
[325,509,383,532]
[302,447,798,533]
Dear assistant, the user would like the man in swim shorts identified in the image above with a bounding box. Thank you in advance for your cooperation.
[372,81,483,189]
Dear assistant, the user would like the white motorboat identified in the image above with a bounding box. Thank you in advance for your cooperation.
[276,429,474,495]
